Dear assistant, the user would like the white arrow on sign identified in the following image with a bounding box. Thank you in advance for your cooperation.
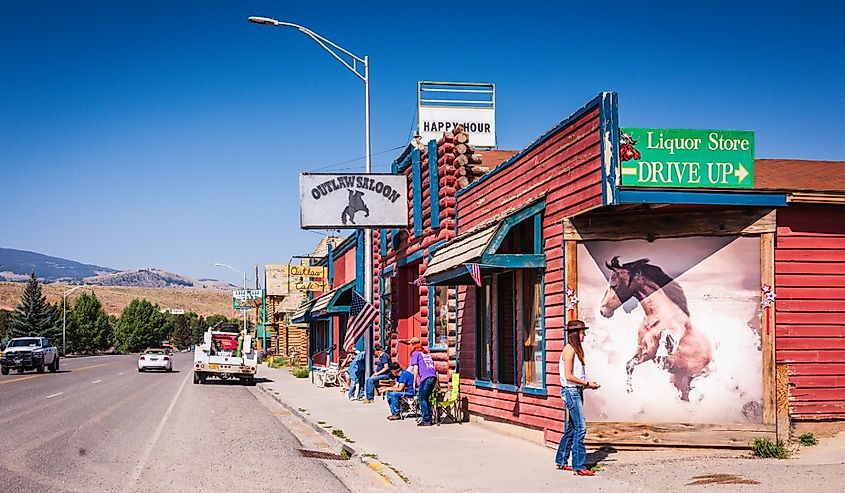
[734,162,749,183]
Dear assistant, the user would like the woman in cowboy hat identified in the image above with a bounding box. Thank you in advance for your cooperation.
[555,319,600,477]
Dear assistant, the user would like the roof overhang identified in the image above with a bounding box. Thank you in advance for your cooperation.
[290,282,354,323]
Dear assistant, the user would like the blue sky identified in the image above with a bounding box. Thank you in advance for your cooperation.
[2,1,843,284]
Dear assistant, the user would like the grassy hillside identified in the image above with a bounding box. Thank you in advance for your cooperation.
[0,282,234,317]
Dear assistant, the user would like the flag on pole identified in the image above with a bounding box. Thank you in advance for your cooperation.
[343,291,378,352]
[466,263,482,287]
[412,275,428,287]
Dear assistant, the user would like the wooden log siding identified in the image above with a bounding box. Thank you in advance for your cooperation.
[454,105,606,440]
[775,205,845,420]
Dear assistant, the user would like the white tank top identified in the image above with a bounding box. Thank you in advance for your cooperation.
[559,350,587,387]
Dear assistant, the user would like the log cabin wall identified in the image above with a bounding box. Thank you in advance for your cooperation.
[374,136,514,384]
[454,95,611,440]
[775,205,845,422]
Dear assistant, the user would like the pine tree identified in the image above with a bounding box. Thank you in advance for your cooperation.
[9,272,61,343]
[114,299,168,353]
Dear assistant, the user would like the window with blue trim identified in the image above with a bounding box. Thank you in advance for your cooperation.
[522,269,544,389]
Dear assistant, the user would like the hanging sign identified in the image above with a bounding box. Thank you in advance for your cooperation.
[232,289,263,310]
[265,263,328,296]
[300,173,409,229]
[618,128,755,189]
[418,81,496,148]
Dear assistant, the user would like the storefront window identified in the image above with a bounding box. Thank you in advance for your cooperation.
[497,272,517,386]
[523,270,544,388]
[381,275,393,343]
[431,286,450,350]
[476,282,493,382]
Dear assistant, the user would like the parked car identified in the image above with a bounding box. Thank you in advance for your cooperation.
[1,337,59,375]
[138,348,173,372]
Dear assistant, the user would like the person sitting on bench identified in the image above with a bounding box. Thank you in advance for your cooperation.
[384,362,414,421]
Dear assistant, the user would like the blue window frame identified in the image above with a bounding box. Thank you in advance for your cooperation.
[429,285,451,351]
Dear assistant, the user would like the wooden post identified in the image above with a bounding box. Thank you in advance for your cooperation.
[565,240,578,321]
[760,232,777,427]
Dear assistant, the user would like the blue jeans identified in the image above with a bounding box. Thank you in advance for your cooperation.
[555,387,586,470]
[347,366,364,399]
[418,377,437,424]
[365,373,391,400]
[386,391,411,416]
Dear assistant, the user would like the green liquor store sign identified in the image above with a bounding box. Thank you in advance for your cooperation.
[618,128,755,188]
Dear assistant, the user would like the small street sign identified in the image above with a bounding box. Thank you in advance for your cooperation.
[619,128,755,189]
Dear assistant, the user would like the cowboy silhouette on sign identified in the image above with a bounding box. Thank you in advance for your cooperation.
[341,189,370,225]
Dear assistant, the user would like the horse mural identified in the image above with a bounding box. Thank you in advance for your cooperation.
[599,256,712,401]
[341,189,369,225]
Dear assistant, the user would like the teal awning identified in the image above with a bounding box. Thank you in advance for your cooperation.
[424,200,546,286]
[289,282,354,323]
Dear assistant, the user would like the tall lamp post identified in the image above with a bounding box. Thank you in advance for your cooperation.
[214,262,248,334]
[248,15,374,378]
[62,284,87,355]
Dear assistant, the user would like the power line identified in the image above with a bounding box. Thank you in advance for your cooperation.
[311,145,406,172]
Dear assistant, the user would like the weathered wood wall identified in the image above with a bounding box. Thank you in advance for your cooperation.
[775,205,845,420]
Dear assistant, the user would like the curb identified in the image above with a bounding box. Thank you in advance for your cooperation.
[258,382,410,489]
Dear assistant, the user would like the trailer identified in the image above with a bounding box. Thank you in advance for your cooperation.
[193,327,257,385]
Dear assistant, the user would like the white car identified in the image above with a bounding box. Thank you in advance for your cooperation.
[138,348,173,372]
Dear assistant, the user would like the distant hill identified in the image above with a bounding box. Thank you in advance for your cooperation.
[0,248,236,290]
[0,247,116,282]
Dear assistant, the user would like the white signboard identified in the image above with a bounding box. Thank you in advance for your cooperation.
[418,106,496,148]
[418,81,496,148]
[300,173,409,229]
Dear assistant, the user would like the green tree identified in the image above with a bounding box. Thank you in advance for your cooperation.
[9,272,61,342]
[67,292,112,354]
[114,299,168,353]
[0,309,10,344]
[169,314,193,349]
[205,314,228,328]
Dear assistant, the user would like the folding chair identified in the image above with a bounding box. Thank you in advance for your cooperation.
[400,394,421,422]
[434,373,462,425]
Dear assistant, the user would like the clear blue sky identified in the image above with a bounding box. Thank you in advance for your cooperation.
[2,1,843,284]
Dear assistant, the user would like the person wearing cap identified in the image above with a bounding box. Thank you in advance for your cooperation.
[363,343,392,403]
[555,319,600,477]
[383,362,415,420]
[408,336,438,426]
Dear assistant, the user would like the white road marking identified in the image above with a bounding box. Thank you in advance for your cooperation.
[122,370,190,492]
[46,392,64,399]
[92,380,102,384]
[118,372,124,376]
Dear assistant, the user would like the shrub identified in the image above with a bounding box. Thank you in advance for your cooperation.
[751,437,790,459]
[294,367,310,378]
[799,432,818,446]
[267,356,289,368]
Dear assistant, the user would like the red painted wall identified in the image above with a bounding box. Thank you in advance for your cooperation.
[776,205,845,420]
[456,104,605,438]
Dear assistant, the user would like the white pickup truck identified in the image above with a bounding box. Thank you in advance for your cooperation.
[1,337,60,375]
[193,328,257,385]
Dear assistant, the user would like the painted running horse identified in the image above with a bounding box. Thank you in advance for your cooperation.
[599,256,712,401]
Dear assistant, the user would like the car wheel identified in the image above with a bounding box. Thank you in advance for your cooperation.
[193,372,199,384]
[138,367,144,372]
[56,358,60,371]
[16,369,24,374]
[36,364,45,374]
[167,366,173,372]
[1,367,8,376]
[48,357,58,373]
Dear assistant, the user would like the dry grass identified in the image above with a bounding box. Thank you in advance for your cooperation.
[0,281,233,317]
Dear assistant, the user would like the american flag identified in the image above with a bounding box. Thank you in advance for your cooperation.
[412,275,428,287]
[466,263,482,287]
[343,291,377,352]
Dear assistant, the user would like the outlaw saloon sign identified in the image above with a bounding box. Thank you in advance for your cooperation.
[618,128,755,189]
[300,173,409,229]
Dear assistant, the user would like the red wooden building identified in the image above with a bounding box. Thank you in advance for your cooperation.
[411,92,845,447]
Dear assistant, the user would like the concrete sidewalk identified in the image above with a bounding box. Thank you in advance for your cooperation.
[257,364,632,492]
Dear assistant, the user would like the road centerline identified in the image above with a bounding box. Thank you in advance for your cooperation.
[45,392,63,399]
[92,379,102,384]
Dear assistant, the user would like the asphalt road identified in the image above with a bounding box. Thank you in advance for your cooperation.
[0,353,350,493]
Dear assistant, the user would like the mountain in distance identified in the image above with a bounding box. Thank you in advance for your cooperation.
[0,247,116,282]
[0,247,235,289]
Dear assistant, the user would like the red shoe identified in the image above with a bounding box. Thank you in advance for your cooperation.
[556,465,572,471]
[574,469,595,476]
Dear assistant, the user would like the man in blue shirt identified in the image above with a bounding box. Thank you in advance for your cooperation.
[363,344,391,403]
[384,362,415,420]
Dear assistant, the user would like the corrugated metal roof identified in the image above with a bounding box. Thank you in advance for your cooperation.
[290,300,315,322]
[310,282,353,314]
[425,222,500,277]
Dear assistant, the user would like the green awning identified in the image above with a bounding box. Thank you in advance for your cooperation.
[289,282,354,323]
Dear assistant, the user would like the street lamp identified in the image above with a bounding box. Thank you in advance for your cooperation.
[62,284,87,355]
[214,262,249,334]
[248,15,374,377]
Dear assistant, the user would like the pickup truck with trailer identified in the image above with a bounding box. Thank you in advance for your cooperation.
[1,337,60,375]
[193,326,257,385]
